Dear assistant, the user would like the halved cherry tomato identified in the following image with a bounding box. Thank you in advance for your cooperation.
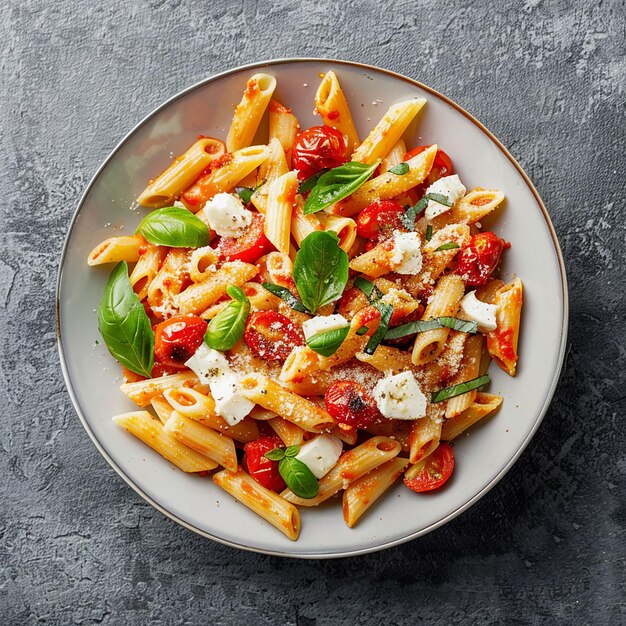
[244,435,287,492]
[404,443,455,492]
[356,200,406,244]
[153,315,207,369]
[292,126,347,180]
[404,145,453,186]
[455,231,509,286]
[324,380,382,429]
[243,311,305,361]
[215,213,274,264]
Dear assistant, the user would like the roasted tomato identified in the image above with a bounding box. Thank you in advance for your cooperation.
[356,200,406,245]
[455,231,508,286]
[243,311,305,361]
[153,315,207,369]
[243,435,287,492]
[324,380,382,429]
[404,443,455,492]
[292,126,347,180]
[215,212,274,264]
[404,145,454,189]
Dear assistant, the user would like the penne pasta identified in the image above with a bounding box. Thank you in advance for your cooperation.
[268,100,299,168]
[441,392,503,440]
[129,243,168,301]
[120,371,204,408]
[487,277,523,376]
[264,170,297,254]
[87,235,145,266]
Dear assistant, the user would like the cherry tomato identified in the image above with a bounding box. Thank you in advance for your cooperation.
[455,231,508,286]
[356,200,406,244]
[404,443,455,492]
[243,311,305,361]
[337,287,369,320]
[404,145,454,189]
[243,435,287,492]
[215,212,275,264]
[153,315,208,369]
[292,126,347,180]
[324,380,382,429]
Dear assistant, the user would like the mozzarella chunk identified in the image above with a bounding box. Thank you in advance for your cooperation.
[373,371,427,420]
[203,192,252,238]
[424,175,466,220]
[460,290,497,332]
[391,231,423,275]
[302,314,349,341]
[295,434,343,479]
[184,343,254,425]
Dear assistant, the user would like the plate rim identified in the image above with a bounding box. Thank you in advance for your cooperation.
[56,57,569,559]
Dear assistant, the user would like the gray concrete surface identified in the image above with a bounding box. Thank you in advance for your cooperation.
[1,0,625,624]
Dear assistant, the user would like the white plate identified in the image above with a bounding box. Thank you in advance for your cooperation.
[57,59,568,558]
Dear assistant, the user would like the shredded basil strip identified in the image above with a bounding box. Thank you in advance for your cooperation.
[431,374,490,403]
[303,160,380,215]
[388,162,409,175]
[434,242,460,252]
[425,225,433,241]
[262,282,309,313]
[401,197,428,231]
[306,325,350,357]
[364,302,394,355]
[356,326,369,336]
[298,169,328,194]
[353,276,382,302]
[385,316,478,340]
[235,186,257,204]
[426,192,453,207]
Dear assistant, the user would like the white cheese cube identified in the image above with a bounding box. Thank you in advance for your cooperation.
[391,231,423,275]
[460,291,497,332]
[295,434,343,479]
[302,314,349,341]
[203,192,252,238]
[373,371,427,420]
[424,175,466,220]
[184,343,230,383]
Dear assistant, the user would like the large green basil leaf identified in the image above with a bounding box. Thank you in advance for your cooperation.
[303,160,380,215]
[279,456,319,499]
[97,261,154,377]
[204,285,250,351]
[136,206,210,248]
[293,231,349,314]
[306,325,350,357]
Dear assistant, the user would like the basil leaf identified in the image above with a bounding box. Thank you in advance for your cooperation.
[356,326,369,336]
[425,225,433,241]
[136,206,210,248]
[262,282,309,313]
[293,231,349,313]
[401,197,427,231]
[264,448,286,461]
[204,287,250,351]
[306,325,350,357]
[353,276,382,302]
[364,302,393,355]
[235,187,256,204]
[431,374,490,403]
[388,162,409,175]
[385,316,478,340]
[279,457,319,499]
[426,192,453,207]
[97,261,154,378]
[434,242,460,252]
[284,445,300,458]
[298,169,328,194]
[303,160,380,215]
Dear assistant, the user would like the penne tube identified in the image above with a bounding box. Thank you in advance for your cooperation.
[356,344,414,375]
[351,98,426,165]
[441,393,503,440]
[129,243,168,301]
[175,261,258,315]
[334,145,437,216]
[258,137,290,185]
[429,188,506,230]
[269,417,306,447]
[365,420,411,452]
[268,100,299,167]
[151,395,174,425]
[320,214,357,254]
[120,371,203,407]
[264,170,297,254]
[163,387,259,443]
[201,281,282,320]
[409,403,444,463]
[315,70,360,153]
[290,195,321,246]
[343,457,409,527]
[137,137,226,208]
[380,139,407,173]
[113,411,217,472]
[226,74,277,152]
[281,436,402,506]
[213,467,300,540]
[147,248,190,316]
[348,238,396,278]
[238,374,335,432]
[163,411,238,472]
[412,274,465,365]
[332,425,359,446]
[87,235,145,266]
[187,246,218,283]
[445,334,484,418]
[487,277,523,376]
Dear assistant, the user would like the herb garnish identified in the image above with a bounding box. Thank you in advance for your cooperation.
[431,374,490,403]
[136,206,210,248]
[204,286,250,351]
[264,445,319,499]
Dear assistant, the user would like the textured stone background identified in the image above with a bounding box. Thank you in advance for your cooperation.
[1,0,625,624]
